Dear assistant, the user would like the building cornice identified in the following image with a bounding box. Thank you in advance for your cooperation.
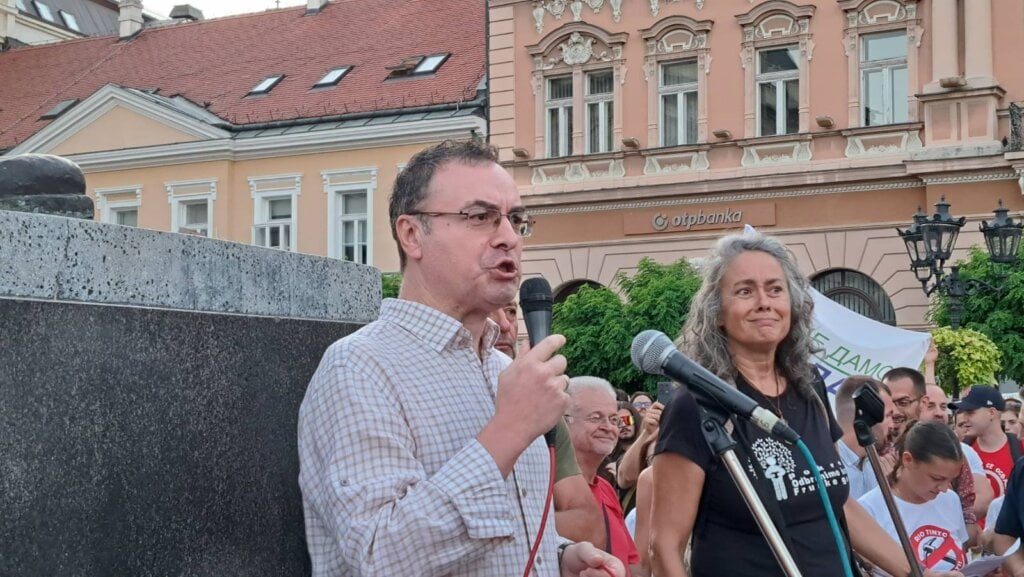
[918,171,1017,185]
[528,178,923,216]
[65,115,487,172]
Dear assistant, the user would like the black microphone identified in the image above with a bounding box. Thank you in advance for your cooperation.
[630,330,800,444]
[519,277,558,447]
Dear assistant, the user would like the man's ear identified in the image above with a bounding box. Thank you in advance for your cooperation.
[395,214,424,263]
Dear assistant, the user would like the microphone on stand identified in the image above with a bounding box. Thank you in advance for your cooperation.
[631,329,800,444]
[519,277,558,448]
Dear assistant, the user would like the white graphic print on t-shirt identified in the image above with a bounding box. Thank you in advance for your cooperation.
[748,437,847,502]
[752,437,796,500]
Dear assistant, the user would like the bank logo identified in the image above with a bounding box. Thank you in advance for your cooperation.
[651,209,743,231]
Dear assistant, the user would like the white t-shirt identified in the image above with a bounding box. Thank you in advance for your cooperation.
[985,496,1021,556]
[859,487,968,572]
[962,443,984,476]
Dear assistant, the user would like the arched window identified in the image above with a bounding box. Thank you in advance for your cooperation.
[554,279,604,305]
[812,268,896,325]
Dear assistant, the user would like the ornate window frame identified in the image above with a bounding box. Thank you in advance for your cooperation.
[322,167,376,265]
[527,23,628,160]
[641,16,713,148]
[166,178,217,237]
[735,1,816,139]
[94,184,142,227]
[838,0,922,127]
[249,173,301,252]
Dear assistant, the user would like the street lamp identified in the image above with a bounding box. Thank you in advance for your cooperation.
[896,197,1023,329]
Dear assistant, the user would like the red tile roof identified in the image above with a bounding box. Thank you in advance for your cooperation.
[0,0,485,151]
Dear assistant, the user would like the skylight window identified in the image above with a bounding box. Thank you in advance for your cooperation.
[313,67,351,88]
[60,10,80,31]
[386,54,451,80]
[33,1,55,22]
[414,54,449,74]
[39,99,79,120]
[248,74,284,96]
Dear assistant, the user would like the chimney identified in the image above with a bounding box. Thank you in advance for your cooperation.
[118,0,143,39]
[306,0,328,14]
[169,4,204,22]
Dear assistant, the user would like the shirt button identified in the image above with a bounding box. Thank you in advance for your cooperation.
[341,479,350,487]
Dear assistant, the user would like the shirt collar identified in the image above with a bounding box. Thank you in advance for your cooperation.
[379,298,500,354]
[836,439,864,470]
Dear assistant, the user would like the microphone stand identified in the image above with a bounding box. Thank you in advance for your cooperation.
[854,419,924,577]
[695,399,803,577]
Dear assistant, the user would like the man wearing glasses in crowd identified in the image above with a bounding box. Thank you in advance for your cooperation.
[566,377,643,576]
[298,140,623,577]
[882,367,927,436]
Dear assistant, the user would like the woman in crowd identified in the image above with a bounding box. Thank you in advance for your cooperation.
[859,421,967,573]
[649,231,962,577]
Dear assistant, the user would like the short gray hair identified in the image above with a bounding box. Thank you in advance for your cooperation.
[677,231,820,400]
[568,376,616,411]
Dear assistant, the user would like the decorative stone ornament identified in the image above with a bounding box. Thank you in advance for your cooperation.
[571,0,583,21]
[534,0,618,34]
[560,32,594,65]
[0,154,93,219]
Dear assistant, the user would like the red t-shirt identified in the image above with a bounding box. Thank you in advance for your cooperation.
[973,436,1024,528]
[590,476,640,574]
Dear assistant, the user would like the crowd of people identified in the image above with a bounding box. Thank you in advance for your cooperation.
[295,139,1024,577]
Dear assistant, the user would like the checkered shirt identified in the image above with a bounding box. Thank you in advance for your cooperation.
[298,298,560,577]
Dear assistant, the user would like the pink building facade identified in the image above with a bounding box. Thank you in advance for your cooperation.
[489,0,1024,329]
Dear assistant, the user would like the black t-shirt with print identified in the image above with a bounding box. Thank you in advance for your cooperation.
[655,372,849,577]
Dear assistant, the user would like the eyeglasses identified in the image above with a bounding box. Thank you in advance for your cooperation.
[633,401,652,410]
[893,396,922,409]
[619,414,634,428]
[567,413,623,428]
[407,207,534,237]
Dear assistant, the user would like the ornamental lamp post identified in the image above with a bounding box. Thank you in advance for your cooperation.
[896,197,1023,330]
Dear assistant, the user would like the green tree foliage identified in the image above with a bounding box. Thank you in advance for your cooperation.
[552,257,702,393]
[930,326,1002,390]
[381,272,402,300]
[932,245,1024,382]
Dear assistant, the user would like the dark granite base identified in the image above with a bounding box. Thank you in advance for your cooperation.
[0,298,361,577]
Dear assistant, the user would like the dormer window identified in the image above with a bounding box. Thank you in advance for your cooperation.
[60,10,80,32]
[15,0,27,11]
[313,66,351,88]
[248,74,284,96]
[39,99,79,120]
[33,1,55,22]
[386,53,450,79]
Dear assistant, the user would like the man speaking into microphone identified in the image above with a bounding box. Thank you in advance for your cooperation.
[297,140,623,577]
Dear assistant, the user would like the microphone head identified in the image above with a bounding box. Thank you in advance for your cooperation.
[519,277,553,314]
[631,330,676,375]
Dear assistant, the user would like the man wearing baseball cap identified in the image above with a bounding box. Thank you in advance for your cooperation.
[952,386,1024,529]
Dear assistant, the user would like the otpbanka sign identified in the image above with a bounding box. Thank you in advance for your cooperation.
[652,208,744,231]
[623,201,776,236]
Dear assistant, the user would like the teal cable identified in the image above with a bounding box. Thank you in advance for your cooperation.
[795,439,854,577]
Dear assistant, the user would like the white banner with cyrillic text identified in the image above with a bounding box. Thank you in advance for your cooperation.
[810,289,930,399]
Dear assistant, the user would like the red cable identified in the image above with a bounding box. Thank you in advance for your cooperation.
[522,446,557,577]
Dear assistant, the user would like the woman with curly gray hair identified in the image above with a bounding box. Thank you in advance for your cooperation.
[649,232,961,577]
